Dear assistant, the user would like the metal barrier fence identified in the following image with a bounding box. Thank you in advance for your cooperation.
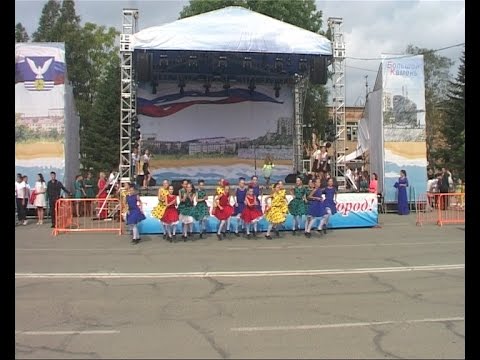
[53,198,123,236]
[416,192,465,226]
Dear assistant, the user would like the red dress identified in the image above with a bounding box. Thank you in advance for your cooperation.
[241,194,263,223]
[161,194,179,224]
[213,194,234,220]
[97,178,108,219]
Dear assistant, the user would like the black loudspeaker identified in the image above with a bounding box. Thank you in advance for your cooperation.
[135,52,151,82]
[284,173,300,184]
[310,57,328,85]
[136,175,144,186]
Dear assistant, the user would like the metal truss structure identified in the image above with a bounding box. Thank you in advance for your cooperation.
[328,17,346,188]
[293,75,308,173]
[119,8,139,183]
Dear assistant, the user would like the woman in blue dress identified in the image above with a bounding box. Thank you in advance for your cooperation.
[304,178,325,238]
[320,177,337,233]
[394,170,409,215]
[233,177,247,236]
[126,184,146,244]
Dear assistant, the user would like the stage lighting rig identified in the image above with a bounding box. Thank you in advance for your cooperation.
[131,115,141,144]
[188,55,198,68]
[159,54,168,70]
[243,56,252,69]
[275,57,284,72]
[299,58,308,72]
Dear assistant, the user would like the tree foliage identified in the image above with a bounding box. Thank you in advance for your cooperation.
[15,23,30,42]
[180,0,330,147]
[32,0,120,173]
[438,50,465,180]
[405,45,454,169]
[81,60,121,172]
[32,0,61,42]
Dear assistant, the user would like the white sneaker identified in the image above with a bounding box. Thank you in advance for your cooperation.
[23,220,28,225]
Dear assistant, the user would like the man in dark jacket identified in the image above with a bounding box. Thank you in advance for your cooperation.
[439,168,451,210]
[46,171,71,228]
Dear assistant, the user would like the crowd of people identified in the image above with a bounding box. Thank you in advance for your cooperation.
[120,175,338,244]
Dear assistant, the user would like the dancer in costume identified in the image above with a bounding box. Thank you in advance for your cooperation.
[233,177,247,236]
[304,178,326,238]
[151,179,170,239]
[213,182,234,240]
[264,182,288,239]
[179,182,196,241]
[161,185,179,242]
[194,179,210,238]
[249,175,262,212]
[288,177,308,235]
[126,184,146,244]
[319,177,337,234]
[241,186,263,238]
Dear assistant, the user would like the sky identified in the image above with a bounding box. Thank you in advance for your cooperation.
[15,0,465,106]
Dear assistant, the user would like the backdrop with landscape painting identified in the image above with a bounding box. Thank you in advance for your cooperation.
[137,81,295,184]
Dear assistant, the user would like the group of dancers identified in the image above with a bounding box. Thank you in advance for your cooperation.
[121,174,337,244]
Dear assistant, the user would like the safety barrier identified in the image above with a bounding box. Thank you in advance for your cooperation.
[53,198,123,236]
[416,192,465,226]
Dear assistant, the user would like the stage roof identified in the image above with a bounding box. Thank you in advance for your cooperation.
[132,6,332,56]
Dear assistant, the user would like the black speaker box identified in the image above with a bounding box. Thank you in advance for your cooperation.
[310,57,328,85]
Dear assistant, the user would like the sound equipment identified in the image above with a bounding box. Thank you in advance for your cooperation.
[310,57,328,85]
[136,174,144,186]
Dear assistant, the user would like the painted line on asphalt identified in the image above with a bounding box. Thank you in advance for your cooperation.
[15,264,464,280]
[15,241,464,253]
[231,316,465,332]
[15,330,120,336]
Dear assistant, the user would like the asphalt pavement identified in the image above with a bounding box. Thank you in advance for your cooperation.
[15,213,465,359]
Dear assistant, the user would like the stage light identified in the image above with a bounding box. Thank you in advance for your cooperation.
[159,54,168,70]
[218,56,227,69]
[189,55,198,68]
[248,79,256,95]
[275,57,284,72]
[243,56,252,69]
[299,58,308,72]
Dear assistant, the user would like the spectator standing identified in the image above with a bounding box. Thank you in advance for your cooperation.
[15,173,28,225]
[46,171,70,228]
[34,173,47,225]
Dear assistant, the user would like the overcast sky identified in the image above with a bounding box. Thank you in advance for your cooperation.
[15,0,465,106]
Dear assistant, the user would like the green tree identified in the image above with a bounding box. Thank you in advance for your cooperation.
[438,50,465,180]
[32,0,61,41]
[81,59,121,173]
[405,45,454,169]
[179,0,330,149]
[15,23,30,42]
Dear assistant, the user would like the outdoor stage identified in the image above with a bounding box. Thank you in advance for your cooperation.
[137,192,378,234]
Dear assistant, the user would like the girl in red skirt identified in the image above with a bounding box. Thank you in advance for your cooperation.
[241,186,263,238]
[213,182,234,241]
[161,185,179,242]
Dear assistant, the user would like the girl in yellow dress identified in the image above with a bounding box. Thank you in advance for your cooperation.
[151,179,170,239]
[264,181,288,239]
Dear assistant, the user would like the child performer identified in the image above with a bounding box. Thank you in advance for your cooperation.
[264,182,288,239]
[241,186,263,238]
[179,182,196,241]
[319,177,337,234]
[161,185,179,242]
[151,179,170,239]
[213,182,234,240]
[194,179,210,239]
[288,177,308,235]
[304,178,326,238]
[250,175,262,212]
[233,177,247,236]
[125,184,146,244]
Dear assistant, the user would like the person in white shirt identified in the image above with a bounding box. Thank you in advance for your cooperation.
[34,173,47,225]
[142,149,152,188]
[15,173,28,225]
[131,147,140,180]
